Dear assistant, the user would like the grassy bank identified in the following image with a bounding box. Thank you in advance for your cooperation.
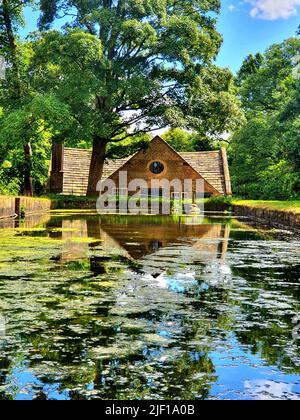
[34,195,300,216]
[233,200,300,215]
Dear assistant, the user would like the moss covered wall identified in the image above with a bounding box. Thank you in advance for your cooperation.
[16,197,51,216]
[0,197,51,219]
[0,196,16,219]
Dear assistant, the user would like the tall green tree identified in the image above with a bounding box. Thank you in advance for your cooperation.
[230,38,300,199]
[0,0,36,195]
[236,53,264,86]
[37,0,243,195]
[0,1,73,195]
[0,93,72,194]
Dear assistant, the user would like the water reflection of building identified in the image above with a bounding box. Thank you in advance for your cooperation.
[53,216,231,278]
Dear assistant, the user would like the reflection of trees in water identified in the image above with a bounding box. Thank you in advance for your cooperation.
[0,217,236,399]
[230,267,300,374]
[0,257,222,399]
[1,215,299,399]
[89,342,216,400]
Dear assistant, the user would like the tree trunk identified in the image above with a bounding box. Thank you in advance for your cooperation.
[3,0,33,196]
[23,142,33,197]
[86,136,108,196]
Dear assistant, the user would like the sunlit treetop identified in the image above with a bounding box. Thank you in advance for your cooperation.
[32,0,241,141]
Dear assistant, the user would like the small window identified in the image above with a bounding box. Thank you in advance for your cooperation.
[149,161,165,174]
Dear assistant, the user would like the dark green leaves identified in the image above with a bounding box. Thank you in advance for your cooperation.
[231,38,300,199]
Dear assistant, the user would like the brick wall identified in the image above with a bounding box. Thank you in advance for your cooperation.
[109,137,219,195]
[49,136,228,196]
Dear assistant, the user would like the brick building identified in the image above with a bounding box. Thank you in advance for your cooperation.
[49,136,232,197]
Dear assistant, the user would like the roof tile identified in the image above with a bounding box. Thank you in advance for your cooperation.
[62,147,227,195]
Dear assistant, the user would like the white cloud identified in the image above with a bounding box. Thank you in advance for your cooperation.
[246,0,300,20]
[228,4,236,12]
[244,380,300,400]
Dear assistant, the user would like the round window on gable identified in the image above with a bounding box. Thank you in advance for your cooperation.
[149,161,165,174]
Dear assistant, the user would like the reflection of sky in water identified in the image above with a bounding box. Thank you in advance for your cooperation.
[244,380,300,401]
[209,335,300,400]
[11,368,67,401]
[0,214,300,400]
[0,315,5,337]
[152,272,197,293]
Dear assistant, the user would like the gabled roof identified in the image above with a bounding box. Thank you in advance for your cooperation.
[62,148,132,195]
[180,151,227,196]
[61,136,231,196]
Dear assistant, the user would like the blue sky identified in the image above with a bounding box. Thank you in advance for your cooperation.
[21,0,300,73]
[216,0,300,71]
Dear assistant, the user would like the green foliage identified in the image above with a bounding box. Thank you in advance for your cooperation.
[259,160,298,200]
[0,100,60,194]
[206,195,233,206]
[236,53,264,85]
[34,1,242,142]
[205,195,233,211]
[107,133,151,159]
[162,128,216,152]
[0,159,20,195]
[0,171,20,196]
[1,1,243,195]
[0,1,50,195]
[230,38,300,200]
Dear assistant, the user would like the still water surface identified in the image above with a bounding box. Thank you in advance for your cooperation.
[0,213,299,400]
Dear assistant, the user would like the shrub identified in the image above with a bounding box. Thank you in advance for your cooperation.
[205,195,233,211]
[0,169,20,196]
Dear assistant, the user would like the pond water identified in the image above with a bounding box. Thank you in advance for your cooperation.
[0,212,299,400]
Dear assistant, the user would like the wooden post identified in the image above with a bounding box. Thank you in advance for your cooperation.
[50,141,64,194]
[51,141,64,173]
[221,148,232,195]
[15,197,21,217]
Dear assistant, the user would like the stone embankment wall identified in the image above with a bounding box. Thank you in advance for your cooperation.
[234,205,300,232]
